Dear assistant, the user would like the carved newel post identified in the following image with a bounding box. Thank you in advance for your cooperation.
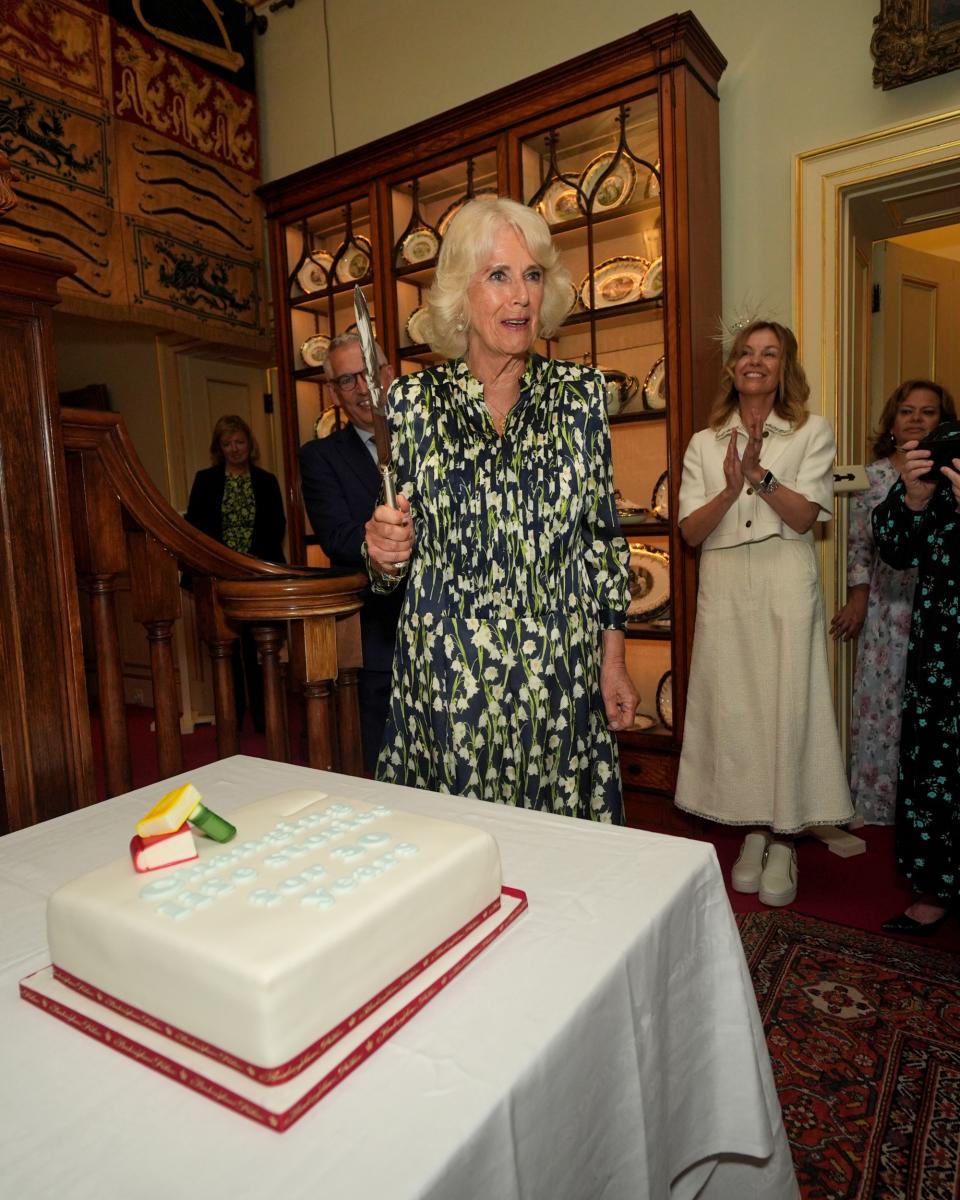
[0,171,94,831]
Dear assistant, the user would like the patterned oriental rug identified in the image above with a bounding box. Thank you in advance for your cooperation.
[737,911,960,1200]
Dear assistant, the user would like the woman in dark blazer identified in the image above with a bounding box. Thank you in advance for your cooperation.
[186,414,286,732]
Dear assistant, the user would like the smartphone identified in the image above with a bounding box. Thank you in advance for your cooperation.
[915,421,960,478]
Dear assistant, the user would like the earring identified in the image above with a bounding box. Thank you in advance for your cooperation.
[455,312,465,332]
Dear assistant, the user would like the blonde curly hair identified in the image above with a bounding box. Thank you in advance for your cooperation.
[427,196,573,359]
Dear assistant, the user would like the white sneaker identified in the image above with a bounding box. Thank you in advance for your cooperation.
[731,831,771,894]
[759,842,798,907]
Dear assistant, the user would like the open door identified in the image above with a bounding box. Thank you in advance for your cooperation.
[873,240,960,423]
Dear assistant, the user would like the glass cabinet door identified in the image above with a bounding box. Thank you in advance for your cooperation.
[282,192,375,451]
[515,93,673,737]
[385,148,500,377]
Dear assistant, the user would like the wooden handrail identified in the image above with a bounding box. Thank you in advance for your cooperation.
[61,408,368,795]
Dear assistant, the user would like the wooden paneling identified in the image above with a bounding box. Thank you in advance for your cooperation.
[0,244,94,830]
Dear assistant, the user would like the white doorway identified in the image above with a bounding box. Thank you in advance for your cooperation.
[158,338,282,729]
[795,108,960,747]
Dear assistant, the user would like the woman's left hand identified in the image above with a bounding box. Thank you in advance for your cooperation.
[600,635,638,731]
[942,458,960,507]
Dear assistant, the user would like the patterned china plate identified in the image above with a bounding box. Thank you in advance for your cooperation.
[656,670,673,730]
[437,189,498,237]
[299,333,330,369]
[405,305,432,346]
[627,541,670,621]
[640,256,663,300]
[538,179,582,224]
[644,159,661,198]
[579,256,649,309]
[334,235,373,284]
[579,152,637,213]
[314,406,339,438]
[296,251,334,294]
[400,228,439,266]
[643,357,667,410]
[651,470,669,519]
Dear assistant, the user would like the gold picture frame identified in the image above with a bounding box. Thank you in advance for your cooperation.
[871,1,960,89]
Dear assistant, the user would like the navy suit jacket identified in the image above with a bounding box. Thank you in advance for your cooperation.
[299,425,404,674]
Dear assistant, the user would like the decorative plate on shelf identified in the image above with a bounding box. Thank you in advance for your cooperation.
[537,179,582,225]
[334,235,372,283]
[651,469,669,519]
[399,228,439,266]
[643,356,667,410]
[437,190,497,238]
[640,256,663,300]
[579,256,649,309]
[314,407,339,439]
[626,542,670,621]
[644,159,661,198]
[296,252,333,295]
[633,711,658,732]
[579,151,637,213]
[299,333,330,369]
[656,670,673,730]
[405,305,432,346]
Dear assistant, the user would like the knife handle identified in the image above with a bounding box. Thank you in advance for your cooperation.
[379,465,406,572]
[380,464,399,510]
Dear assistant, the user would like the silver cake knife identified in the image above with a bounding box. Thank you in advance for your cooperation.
[353,285,398,509]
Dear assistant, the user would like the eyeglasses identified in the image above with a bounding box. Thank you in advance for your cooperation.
[331,367,384,393]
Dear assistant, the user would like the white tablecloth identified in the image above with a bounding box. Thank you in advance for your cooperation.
[0,757,797,1200]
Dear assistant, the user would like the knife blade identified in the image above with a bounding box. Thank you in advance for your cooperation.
[353,285,398,509]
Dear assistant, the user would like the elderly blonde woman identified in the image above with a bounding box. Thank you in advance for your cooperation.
[674,320,852,903]
[364,195,637,820]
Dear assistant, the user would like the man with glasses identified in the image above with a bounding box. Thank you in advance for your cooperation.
[299,332,402,774]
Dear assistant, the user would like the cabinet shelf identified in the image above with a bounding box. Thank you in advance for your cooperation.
[625,622,672,641]
[610,409,665,427]
[544,194,661,239]
[291,275,375,310]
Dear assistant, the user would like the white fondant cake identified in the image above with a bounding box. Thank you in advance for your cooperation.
[47,788,501,1072]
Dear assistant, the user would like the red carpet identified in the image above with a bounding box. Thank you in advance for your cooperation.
[739,910,960,1200]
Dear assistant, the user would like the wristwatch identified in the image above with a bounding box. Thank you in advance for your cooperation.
[756,469,779,495]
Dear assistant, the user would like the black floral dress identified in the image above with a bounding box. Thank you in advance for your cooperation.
[374,355,630,822]
[873,479,959,905]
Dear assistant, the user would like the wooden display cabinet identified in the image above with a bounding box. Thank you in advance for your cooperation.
[260,14,725,833]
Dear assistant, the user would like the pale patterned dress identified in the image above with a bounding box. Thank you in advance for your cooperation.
[846,458,916,825]
[373,355,630,822]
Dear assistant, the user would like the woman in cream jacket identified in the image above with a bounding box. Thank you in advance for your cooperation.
[674,320,852,905]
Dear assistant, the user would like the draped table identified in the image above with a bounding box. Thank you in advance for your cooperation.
[0,756,797,1199]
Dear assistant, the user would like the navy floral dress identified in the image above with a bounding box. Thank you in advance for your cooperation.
[873,478,959,905]
[373,355,630,822]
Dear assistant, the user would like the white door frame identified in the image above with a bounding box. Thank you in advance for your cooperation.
[795,106,960,742]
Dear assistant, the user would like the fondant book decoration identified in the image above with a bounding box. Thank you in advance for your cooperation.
[130,828,198,873]
[130,782,236,872]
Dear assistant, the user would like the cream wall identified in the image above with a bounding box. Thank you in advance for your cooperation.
[255,0,960,327]
[53,315,168,495]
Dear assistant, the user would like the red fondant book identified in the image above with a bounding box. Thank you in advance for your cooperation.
[129,827,198,873]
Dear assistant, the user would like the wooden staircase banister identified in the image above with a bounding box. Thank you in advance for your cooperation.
[61,408,313,580]
[61,407,369,800]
